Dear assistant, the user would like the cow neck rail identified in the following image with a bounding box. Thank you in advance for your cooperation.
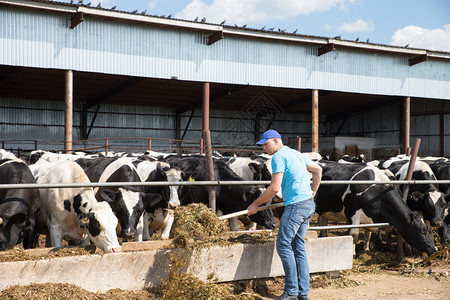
[2,180,450,189]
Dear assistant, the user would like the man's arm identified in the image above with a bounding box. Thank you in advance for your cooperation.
[247,172,283,216]
[307,161,322,197]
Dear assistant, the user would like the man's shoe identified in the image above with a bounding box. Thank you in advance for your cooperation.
[275,292,298,300]
[298,296,308,300]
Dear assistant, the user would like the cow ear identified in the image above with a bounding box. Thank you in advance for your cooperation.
[183,171,199,181]
[98,189,116,204]
[142,193,163,207]
[248,162,261,174]
[444,194,450,208]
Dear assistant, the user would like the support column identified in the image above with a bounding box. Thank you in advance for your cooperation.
[401,97,410,154]
[312,89,319,153]
[65,70,73,154]
[202,82,216,213]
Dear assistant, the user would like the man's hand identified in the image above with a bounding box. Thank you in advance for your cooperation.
[247,203,259,216]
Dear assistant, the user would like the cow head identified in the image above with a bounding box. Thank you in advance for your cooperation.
[243,187,277,229]
[401,211,436,255]
[75,200,121,253]
[0,198,29,251]
[407,190,446,227]
[156,163,183,209]
[438,213,450,245]
[98,187,145,240]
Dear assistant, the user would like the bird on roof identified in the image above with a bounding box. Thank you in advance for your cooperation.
[86,2,91,6]
[355,37,359,42]
[70,0,74,4]
[334,35,341,39]
[167,14,172,18]
[405,43,409,48]
[194,16,198,22]
[268,27,274,31]
[220,20,226,25]
[293,29,298,34]
[96,2,101,8]
[366,38,369,42]
[261,26,266,30]
[141,10,147,15]
[78,0,83,4]
[111,5,116,10]
[201,17,206,23]
[132,9,138,13]
[160,14,165,18]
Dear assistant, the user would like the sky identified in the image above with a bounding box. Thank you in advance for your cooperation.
[59,0,450,52]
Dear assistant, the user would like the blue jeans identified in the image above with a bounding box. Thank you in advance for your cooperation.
[276,199,315,297]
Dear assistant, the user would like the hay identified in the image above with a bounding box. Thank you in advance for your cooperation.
[0,283,154,300]
[171,203,228,248]
[0,245,91,263]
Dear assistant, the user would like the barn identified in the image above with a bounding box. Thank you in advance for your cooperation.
[1,0,450,158]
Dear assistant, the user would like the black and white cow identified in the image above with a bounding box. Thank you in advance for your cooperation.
[31,161,121,253]
[83,156,162,241]
[226,156,273,230]
[133,160,184,240]
[381,159,447,228]
[162,155,277,230]
[0,159,41,250]
[315,160,436,255]
[426,160,450,195]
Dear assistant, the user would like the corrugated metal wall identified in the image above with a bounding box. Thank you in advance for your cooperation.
[0,96,318,153]
[1,6,450,100]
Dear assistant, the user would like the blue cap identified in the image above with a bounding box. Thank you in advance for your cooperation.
[256,129,281,145]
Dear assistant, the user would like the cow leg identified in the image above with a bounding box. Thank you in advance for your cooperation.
[133,215,144,242]
[228,217,239,231]
[318,215,328,237]
[160,211,174,240]
[143,212,151,241]
[48,224,63,247]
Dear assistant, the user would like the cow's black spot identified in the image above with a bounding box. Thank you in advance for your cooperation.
[88,213,101,237]
[63,200,71,212]
[73,194,83,214]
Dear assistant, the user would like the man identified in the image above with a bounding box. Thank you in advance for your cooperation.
[247,129,322,300]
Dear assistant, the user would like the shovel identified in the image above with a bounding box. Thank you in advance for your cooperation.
[218,202,284,220]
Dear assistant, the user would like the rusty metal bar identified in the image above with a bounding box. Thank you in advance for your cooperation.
[148,138,152,150]
[64,70,73,154]
[202,82,210,131]
[402,96,410,154]
[312,89,319,152]
[297,136,301,152]
[105,138,109,155]
[203,130,216,213]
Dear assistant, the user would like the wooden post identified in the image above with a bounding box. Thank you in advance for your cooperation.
[397,138,421,261]
[203,130,216,213]
[297,136,301,152]
[148,139,152,151]
[312,90,319,152]
[64,70,73,154]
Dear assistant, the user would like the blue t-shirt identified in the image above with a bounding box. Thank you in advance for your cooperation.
[271,146,313,205]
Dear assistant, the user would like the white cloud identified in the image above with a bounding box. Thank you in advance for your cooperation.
[339,19,374,32]
[175,0,355,25]
[391,25,450,52]
[147,0,158,9]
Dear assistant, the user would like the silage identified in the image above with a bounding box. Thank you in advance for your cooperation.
[170,203,228,249]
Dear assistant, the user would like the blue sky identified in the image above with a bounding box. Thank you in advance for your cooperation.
[60,0,450,52]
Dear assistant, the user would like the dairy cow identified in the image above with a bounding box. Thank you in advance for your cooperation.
[133,160,184,240]
[162,155,277,230]
[315,161,436,255]
[83,156,162,241]
[381,159,447,228]
[226,156,273,230]
[32,161,121,253]
[0,159,40,250]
